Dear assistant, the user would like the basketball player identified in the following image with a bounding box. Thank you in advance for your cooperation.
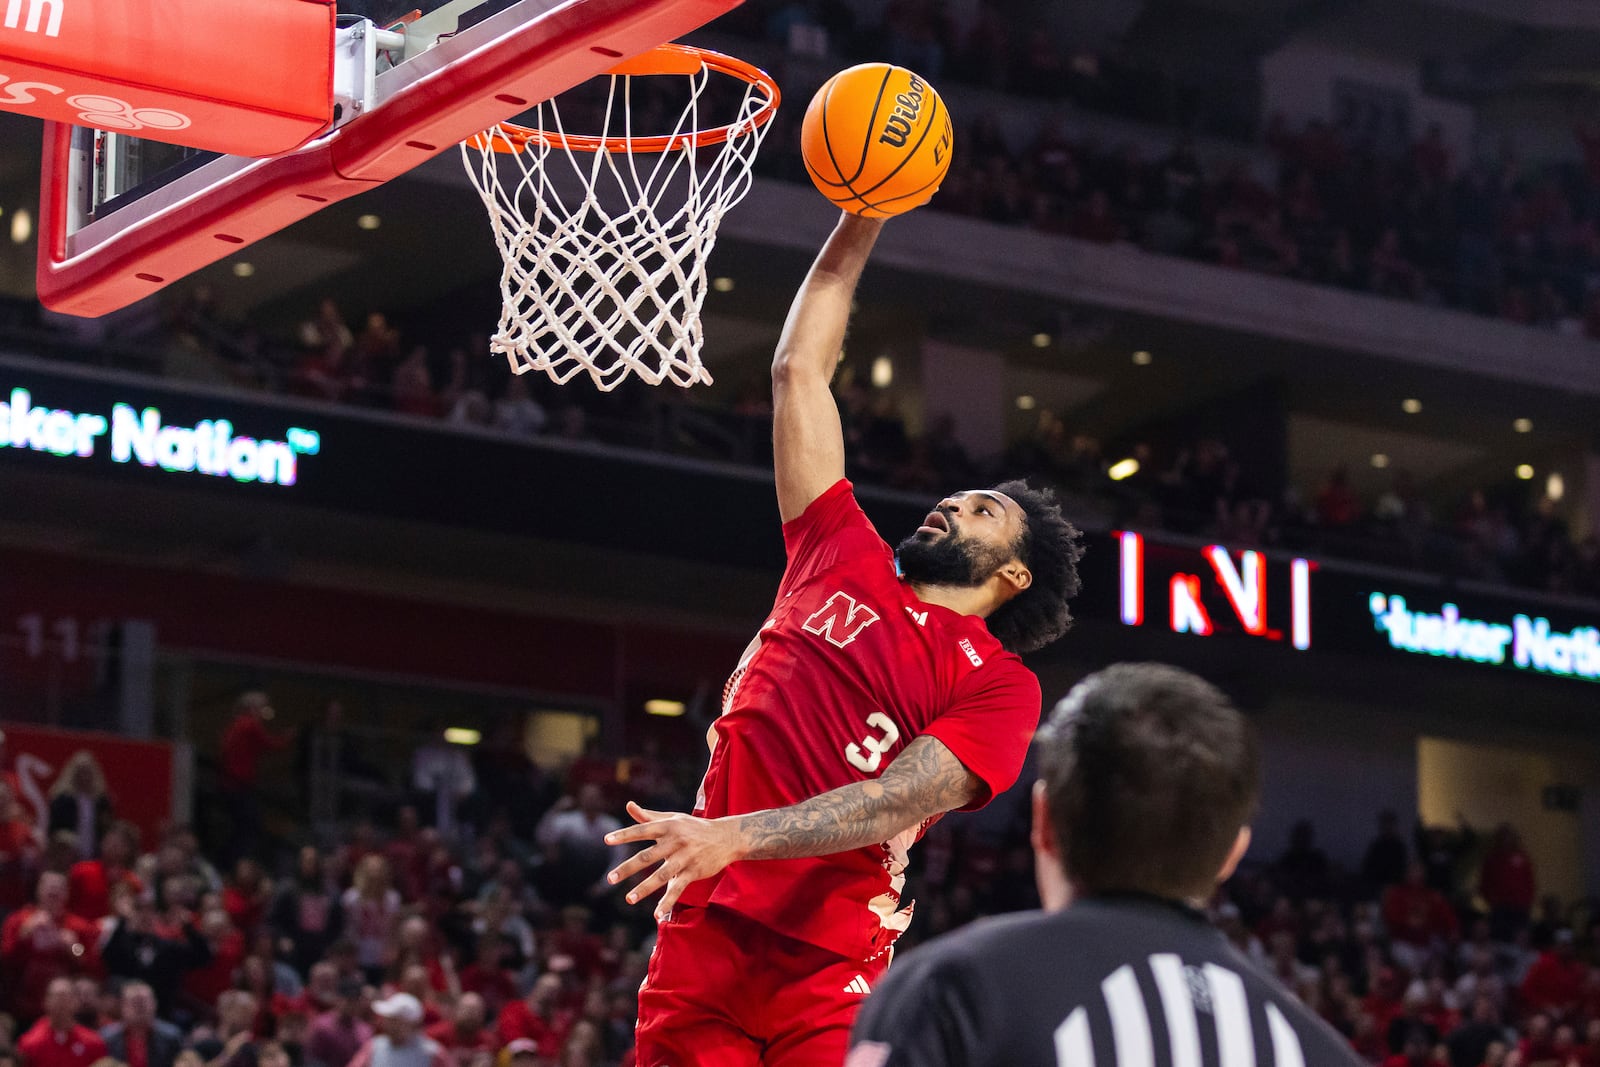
[604,212,1085,1066]
[848,663,1366,1067]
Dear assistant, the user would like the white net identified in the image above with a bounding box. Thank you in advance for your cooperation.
[460,51,776,391]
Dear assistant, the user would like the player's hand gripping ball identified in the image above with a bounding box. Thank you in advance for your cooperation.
[801,63,953,218]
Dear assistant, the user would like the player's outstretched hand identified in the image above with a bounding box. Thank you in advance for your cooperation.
[605,801,743,922]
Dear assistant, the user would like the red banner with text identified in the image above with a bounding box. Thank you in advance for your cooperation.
[3,724,176,848]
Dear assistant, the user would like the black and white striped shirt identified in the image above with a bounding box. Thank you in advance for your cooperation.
[848,894,1364,1067]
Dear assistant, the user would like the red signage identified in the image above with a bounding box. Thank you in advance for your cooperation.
[0,0,333,155]
[3,724,177,848]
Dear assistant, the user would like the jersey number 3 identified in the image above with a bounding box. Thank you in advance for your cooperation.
[845,712,901,773]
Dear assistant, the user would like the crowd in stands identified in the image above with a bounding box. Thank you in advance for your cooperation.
[735,0,1600,339]
[4,694,1599,1067]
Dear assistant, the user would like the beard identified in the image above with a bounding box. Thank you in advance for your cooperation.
[896,528,1009,587]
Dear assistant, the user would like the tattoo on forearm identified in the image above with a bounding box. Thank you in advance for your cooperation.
[736,736,981,861]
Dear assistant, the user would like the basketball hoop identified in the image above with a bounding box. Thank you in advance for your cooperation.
[460,44,780,391]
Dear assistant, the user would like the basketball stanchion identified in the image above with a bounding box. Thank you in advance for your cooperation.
[460,44,779,392]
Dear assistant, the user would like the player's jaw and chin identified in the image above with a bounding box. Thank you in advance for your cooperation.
[896,522,1011,588]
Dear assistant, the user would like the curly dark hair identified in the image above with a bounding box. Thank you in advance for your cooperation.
[983,480,1085,655]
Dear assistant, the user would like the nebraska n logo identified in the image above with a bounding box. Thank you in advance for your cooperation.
[803,591,880,648]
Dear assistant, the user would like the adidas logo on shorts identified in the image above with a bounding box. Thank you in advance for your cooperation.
[843,974,872,995]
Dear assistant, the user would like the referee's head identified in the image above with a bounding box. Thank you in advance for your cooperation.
[1033,663,1261,908]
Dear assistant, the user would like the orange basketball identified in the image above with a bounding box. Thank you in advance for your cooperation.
[800,63,953,219]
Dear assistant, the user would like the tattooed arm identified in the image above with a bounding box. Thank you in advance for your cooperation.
[604,735,982,921]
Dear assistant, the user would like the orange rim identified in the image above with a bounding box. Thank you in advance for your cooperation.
[468,43,780,155]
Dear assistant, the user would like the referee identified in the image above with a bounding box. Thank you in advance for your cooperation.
[848,663,1364,1067]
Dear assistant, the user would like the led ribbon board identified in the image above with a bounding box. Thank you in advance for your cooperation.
[1116,532,1314,650]
[0,386,319,487]
[1368,593,1599,683]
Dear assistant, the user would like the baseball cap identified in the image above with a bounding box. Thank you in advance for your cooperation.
[371,993,423,1024]
[505,1040,541,1058]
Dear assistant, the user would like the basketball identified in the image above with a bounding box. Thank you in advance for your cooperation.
[800,63,953,219]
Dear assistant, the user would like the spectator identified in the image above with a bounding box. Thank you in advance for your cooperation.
[191,991,259,1067]
[340,857,401,985]
[66,825,142,923]
[1479,825,1536,940]
[1445,995,1510,1067]
[424,994,497,1060]
[348,994,452,1067]
[221,860,273,940]
[1362,810,1410,894]
[218,693,296,864]
[491,377,547,438]
[268,847,344,977]
[534,787,624,910]
[101,981,184,1067]
[305,977,372,1067]
[1,872,102,1020]
[45,755,112,861]
[0,780,39,912]
[497,975,570,1059]
[392,346,439,418]
[17,978,107,1067]
[102,892,211,1020]
[1275,818,1332,901]
[1521,929,1588,1020]
[1382,862,1460,970]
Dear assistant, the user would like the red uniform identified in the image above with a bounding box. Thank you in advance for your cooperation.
[636,481,1041,1066]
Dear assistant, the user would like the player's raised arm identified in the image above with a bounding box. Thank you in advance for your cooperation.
[771,212,886,522]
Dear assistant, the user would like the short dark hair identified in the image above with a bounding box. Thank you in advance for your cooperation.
[1037,663,1260,900]
[984,480,1084,655]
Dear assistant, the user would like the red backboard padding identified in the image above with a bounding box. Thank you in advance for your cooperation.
[1,0,334,157]
[36,0,747,318]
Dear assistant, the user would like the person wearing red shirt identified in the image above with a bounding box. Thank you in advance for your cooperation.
[457,937,518,1020]
[1521,930,1589,1019]
[425,993,498,1058]
[17,978,108,1067]
[605,214,1085,1067]
[1479,825,1535,939]
[219,691,296,862]
[67,823,142,922]
[221,858,273,938]
[1379,1029,1434,1067]
[0,779,40,912]
[496,975,571,1059]
[1382,862,1459,967]
[1,872,102,1019]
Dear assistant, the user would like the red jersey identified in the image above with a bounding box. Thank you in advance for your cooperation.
[679,480,1041,961]
[17,1020,107,1067]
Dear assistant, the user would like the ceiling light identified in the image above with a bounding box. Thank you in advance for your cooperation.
[1015,395,1036,410]
[1513,418,1532,434]
[1546,472,1565,502]
[356,213,381,230]
[231,262,255,278]
[1107,457,1140,481]
[1371,453,1390,469]
[1031,333,1052,348]
[1131,350,1153,366]
[871,355,893,388]
[10,208,32,245]
[644,699,686,717]
[712,276,735,293]
[1515,464,1534,480]
[442,727,481,746]
[1401,398,1422,414]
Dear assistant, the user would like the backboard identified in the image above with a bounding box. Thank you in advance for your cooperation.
[34,0,747,317]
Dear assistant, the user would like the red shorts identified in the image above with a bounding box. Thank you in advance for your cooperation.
[634,903,890,1067]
